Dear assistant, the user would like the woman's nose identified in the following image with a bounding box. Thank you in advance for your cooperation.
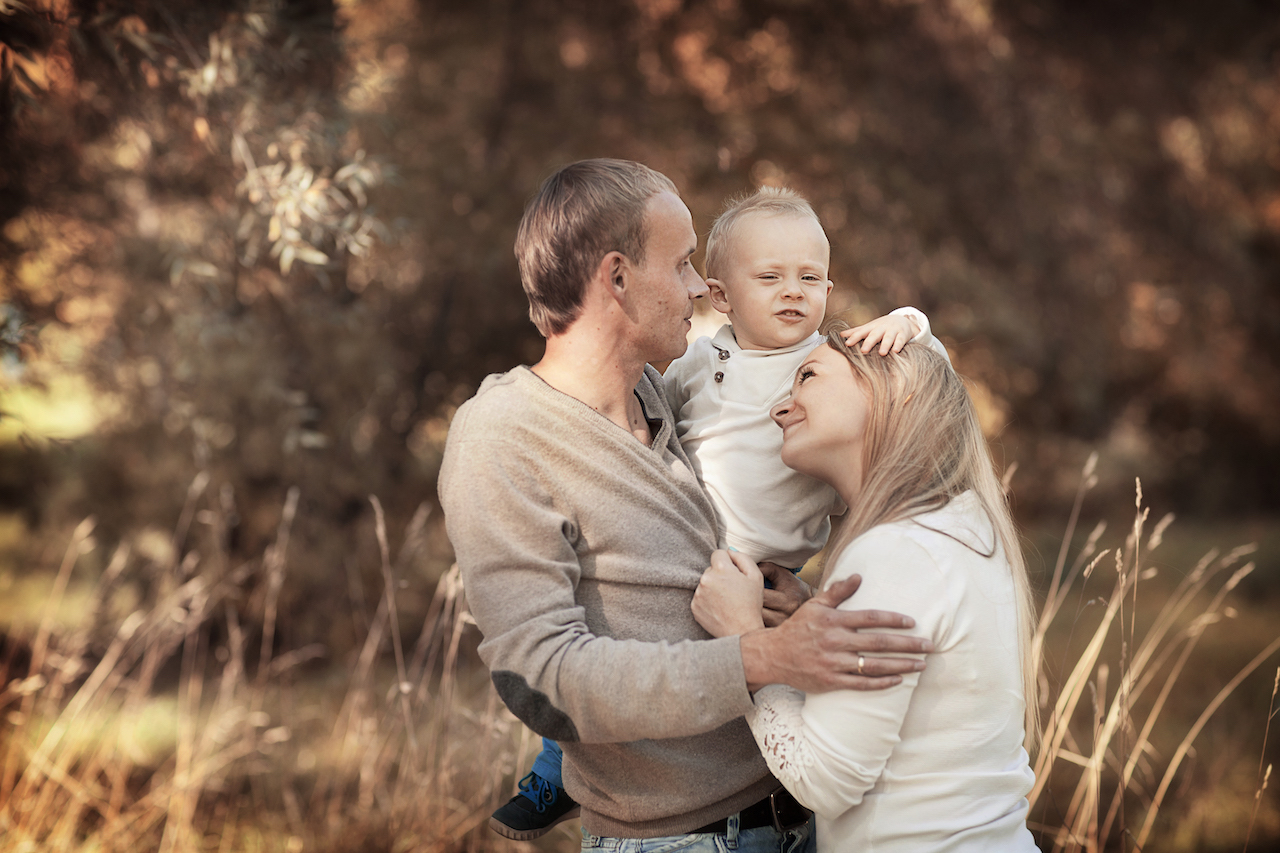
[770,398,792,426]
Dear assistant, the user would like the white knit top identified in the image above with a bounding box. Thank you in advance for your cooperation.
[747,492,1038,852]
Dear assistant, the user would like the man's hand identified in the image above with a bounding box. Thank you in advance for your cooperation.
[841,313,920,356]
[739,573,933,693]
[759,561,812,627]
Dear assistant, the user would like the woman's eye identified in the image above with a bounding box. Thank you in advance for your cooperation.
[798,367,815,383]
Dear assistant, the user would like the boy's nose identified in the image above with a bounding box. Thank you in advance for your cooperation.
[770,399,792,426]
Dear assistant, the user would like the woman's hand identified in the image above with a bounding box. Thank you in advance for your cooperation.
[693,550,767,638]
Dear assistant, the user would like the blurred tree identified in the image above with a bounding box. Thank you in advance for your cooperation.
[1,0,1278,654]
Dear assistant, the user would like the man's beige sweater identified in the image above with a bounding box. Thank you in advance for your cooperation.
[438,365,775,837]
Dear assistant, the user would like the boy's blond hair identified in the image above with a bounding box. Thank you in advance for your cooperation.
[704,186,824,280]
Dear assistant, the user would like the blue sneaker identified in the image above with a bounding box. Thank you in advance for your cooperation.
[488,771,581,840]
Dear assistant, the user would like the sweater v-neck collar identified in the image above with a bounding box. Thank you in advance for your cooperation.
[518,366,671,450]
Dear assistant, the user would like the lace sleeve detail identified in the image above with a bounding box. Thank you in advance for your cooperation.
[746,684,815,788]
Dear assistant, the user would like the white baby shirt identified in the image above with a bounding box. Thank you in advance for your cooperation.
[662,308,948,567]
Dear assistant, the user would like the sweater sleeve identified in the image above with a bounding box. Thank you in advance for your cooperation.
[745,529,946,819]
[889,306,952,366]
[661,345,694,417]
[439,419,753,746]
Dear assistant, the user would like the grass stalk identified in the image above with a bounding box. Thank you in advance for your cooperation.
[1134,633,1280,848]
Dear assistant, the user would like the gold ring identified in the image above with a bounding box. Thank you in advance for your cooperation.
[857,654,865,675]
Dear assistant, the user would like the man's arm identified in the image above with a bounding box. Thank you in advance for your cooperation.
[441,429,754,745]
[694,551,934,692]
[742,573,931,692]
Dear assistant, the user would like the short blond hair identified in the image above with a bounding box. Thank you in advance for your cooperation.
[704,187,823,280]
[516,159,678,337]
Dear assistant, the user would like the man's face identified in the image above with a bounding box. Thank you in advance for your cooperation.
[628,192,707,362]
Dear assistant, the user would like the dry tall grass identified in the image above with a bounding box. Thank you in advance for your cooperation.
[0,478,530,852]
[0,459,1276,851]
[1027,453,1280,852]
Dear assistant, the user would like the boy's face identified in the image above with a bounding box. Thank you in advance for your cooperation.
[707,212,833,351]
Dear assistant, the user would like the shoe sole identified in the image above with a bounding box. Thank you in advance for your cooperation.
[488,805,582,841]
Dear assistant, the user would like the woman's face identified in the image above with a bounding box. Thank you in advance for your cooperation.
[770,345,870,498]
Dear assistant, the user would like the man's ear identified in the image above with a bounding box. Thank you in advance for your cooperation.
[706,278,732,316]
[593,251,628,303]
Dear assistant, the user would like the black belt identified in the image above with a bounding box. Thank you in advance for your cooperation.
[692,787,811,835]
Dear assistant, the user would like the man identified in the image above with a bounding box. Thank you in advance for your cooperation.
[438,159,930,850]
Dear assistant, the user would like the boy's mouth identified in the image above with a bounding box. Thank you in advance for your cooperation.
[776,309,806,319]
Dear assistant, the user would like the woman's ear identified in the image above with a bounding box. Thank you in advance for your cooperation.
[706,278,732,315]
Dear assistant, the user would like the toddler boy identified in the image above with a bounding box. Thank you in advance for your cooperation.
[664,187,949,570]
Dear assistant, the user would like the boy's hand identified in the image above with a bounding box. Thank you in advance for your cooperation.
[841,313,920,355]
[759,561,812,626]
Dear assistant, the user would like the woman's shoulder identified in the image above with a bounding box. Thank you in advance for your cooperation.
[830,523,941,590]
[838,493,996,574]
[904,491,997,557]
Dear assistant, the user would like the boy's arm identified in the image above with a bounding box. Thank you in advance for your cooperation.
[842,307,952,365]
[889,306,951,365]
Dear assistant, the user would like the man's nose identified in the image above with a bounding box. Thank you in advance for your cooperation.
[687,270,709,300]
[770,398,792,425]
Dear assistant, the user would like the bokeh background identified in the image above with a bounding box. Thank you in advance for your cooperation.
[1,0,1278,851]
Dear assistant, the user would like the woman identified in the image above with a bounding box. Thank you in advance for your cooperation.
[692,325,1039,852]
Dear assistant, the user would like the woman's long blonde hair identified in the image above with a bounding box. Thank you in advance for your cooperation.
[820,323,1040,750]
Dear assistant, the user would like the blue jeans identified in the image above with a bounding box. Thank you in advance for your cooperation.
[581,813,815,853]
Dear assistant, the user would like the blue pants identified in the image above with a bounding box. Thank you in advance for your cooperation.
[531,737,565,789]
